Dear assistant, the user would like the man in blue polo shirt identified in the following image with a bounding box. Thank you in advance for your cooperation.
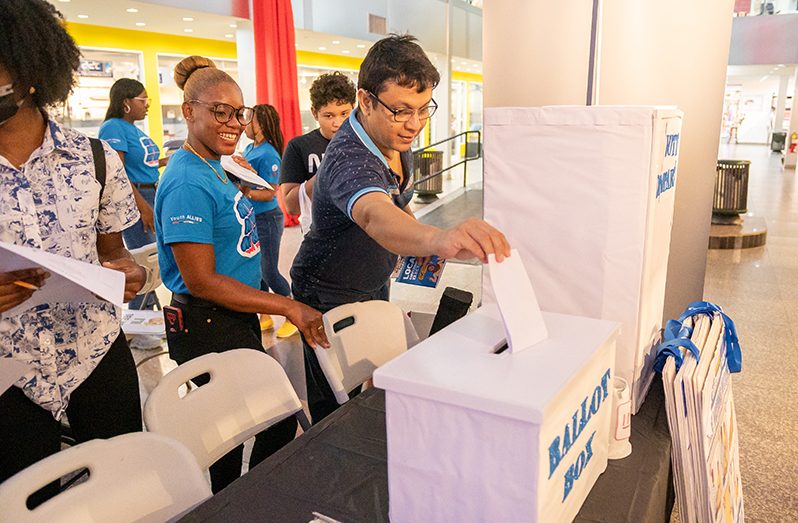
[291,34,511,423]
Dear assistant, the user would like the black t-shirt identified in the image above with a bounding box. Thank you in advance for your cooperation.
[278,128,330,185]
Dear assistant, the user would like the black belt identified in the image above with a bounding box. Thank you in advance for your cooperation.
[133,182,158,189]
[172,293,217,308]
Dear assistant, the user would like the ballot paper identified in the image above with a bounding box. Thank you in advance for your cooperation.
[659,309,744,523]
[488,249,547,353]
[0,241,125,316]
[0,358,31,394]
[221,155,274,189]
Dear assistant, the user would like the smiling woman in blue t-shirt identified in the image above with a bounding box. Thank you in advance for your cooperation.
[99,78,168,310]
[154,55,328,494]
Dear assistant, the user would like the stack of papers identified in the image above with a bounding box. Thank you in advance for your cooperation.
[658,306,744,522]
[121,309,166,336]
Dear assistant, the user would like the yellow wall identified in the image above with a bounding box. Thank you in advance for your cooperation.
[66,23,237,148]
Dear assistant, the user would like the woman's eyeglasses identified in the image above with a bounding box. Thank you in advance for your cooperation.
[189,100,254,126]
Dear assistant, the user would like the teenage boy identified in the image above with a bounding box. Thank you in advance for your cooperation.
[280,72,356,233]
[291,34,511,423]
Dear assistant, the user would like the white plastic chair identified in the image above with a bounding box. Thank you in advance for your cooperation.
[315,300,408,404]
[143,349,307,471]
[0,432,211,523]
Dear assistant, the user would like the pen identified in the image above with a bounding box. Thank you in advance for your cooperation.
[13,280,39,291]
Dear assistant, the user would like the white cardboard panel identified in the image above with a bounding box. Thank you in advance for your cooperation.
[483,106,682,411]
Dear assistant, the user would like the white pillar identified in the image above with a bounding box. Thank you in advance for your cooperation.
[774,73,789,133]
[785,68,798,169]
[483,0,735,321]
[236,20,257,107]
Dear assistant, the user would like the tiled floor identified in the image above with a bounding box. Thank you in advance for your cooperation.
[701,143,798,520]
[130,146,798,517]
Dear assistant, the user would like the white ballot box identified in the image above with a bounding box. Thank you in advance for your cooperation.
[373,305,619,523]
[483,106,682,412]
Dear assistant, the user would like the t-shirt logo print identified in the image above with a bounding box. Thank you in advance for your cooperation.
[233,192,260,257]
[139,136,160,167]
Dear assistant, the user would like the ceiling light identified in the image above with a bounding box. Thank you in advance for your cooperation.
[184,28,193,33]
[229,23,238,28]
[77,14,89,19]
[332,40,341,44]
[183,17,194,22]
[126,8,138,13]
[225,34,234,38]
[318,46,327,51]
[342,50,351,54]
[135,22,146,26]
[356,44,366,48]
[58,0,70,3]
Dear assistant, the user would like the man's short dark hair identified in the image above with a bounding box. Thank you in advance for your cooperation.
[309,72,356,111]
[0,0,82,108]
[358,34,440,95]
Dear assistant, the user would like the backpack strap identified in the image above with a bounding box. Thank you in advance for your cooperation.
[89,137,106,202]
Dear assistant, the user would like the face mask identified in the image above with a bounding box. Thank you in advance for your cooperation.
[0,84,23,127]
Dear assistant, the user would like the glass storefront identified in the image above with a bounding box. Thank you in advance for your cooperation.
[157,54,239,145]
[55,48,144,138]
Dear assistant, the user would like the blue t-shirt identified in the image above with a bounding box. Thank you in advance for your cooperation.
[242,142,281,215]
[290,108,414,306]
[98,118,160,184]
[154,148,261,295]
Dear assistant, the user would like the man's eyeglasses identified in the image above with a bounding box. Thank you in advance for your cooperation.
[368,91,438,123]
[189,100,254,126]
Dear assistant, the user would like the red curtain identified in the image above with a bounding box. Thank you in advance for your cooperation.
[252,0,301,226]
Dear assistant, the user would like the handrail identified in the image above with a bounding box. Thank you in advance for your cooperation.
[412,130,481,188]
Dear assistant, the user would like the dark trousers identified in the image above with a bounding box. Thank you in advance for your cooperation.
[165,297,297,493]
[124,186,159,310]
[0,333,142,505]
[255,208,291,298]
[293,283,389,424]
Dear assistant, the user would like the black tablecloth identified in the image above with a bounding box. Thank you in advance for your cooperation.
[181,381,673,523]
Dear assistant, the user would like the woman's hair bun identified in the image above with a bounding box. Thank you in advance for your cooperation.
[173,56,217,91]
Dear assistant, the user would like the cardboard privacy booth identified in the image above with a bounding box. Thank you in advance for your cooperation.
[483,106,683,412]
[373,304,619,522]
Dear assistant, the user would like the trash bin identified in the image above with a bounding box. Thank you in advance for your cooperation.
[713,160,750,219]
[771,131,786,152]
[413,150,444,201]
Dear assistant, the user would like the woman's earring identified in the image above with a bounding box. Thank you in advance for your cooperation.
[124,104,131,114]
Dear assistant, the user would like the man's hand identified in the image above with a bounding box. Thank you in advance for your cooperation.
[0,269,49,314]
[431,218,511,263]
[286,301,330,349]
[102,258,146,302]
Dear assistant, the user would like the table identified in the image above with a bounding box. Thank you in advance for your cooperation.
[181,381,674,523]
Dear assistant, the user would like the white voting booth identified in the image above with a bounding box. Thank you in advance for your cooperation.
[374,252,620,522]
[483,106,683,412]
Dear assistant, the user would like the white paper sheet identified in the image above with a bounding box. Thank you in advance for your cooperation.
[0,241,125,316]
[488,249,548,353]
[0,358,30,393]
[221,155,274,189]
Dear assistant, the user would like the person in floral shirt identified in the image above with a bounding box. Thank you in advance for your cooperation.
[0,0,145,504]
